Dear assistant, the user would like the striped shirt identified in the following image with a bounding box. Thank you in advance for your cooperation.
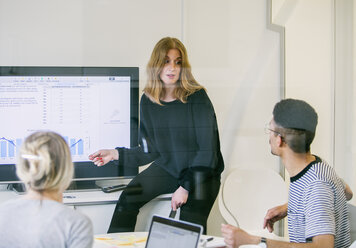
[288,156,351,248]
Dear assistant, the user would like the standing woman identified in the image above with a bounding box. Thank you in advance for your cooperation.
[0,131,93,248]
[89,37,224,233]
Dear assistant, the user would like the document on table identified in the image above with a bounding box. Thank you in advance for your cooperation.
[94,233,147,248]
[93,233,226,248]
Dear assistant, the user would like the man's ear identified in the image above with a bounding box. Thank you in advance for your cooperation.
[277,135,284,147]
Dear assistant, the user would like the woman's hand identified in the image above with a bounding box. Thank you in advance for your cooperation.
[171,186,189,211]
[88,149,119,166]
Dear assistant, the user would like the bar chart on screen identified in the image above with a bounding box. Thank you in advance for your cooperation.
[0,135,91,163]
[1,74,131,166]
[0,66,139,183]
[0,137,22,159]
[65,136,91,161]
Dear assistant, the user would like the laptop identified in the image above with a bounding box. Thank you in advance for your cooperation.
[145,215,203,248]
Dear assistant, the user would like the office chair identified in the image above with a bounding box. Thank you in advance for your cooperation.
[218,167,288,240]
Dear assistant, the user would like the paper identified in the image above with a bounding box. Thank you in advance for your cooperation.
[95,234,147,247]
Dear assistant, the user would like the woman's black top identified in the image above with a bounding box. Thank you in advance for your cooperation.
[116,89,224,191]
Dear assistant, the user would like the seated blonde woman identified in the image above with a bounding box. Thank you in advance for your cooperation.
[0,131,93,248]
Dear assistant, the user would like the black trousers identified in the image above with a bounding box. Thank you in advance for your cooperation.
[108,163,220,234]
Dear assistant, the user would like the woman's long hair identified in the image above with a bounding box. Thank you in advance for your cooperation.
[144,37,205,105]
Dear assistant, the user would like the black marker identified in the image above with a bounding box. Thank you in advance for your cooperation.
[206,237,214,242]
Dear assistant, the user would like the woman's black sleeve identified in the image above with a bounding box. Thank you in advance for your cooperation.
[179,91,222,191]
[116,97,159,167]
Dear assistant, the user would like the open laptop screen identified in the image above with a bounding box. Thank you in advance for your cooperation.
[145,215,202,248]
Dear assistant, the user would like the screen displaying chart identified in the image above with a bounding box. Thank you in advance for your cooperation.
[0,75,131,164]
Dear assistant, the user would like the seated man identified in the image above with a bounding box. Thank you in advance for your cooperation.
[221,99,351,248]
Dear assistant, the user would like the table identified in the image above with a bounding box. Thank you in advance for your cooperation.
[93,232,226,248]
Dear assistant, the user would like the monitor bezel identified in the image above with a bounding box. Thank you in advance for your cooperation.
[0,66,139,184]
[145,215,203,248]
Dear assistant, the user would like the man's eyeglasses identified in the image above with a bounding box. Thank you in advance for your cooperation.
[264,124,282,137]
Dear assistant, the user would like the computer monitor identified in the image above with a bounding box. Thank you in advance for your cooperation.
[0,66,139,187]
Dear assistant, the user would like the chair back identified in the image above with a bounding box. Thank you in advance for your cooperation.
[219,168,288,236]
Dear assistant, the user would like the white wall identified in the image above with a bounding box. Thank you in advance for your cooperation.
[335,0,356,205]
[272,0,335,163]
[0,0,183,85]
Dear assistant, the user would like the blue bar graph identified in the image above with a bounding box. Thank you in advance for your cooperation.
[1,141,5,158]
[78,139,83,155]
[0,137,21,158]
[70,138,76,155]
[65,137,84,156]
[16,139,22,149]
[0,136,85,159]
[8,142,15,157]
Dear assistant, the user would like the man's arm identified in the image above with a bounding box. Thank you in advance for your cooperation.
[345,183,353,201]
[340,178,353,201]
[221,224,334,248]
[263,235,334,248]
